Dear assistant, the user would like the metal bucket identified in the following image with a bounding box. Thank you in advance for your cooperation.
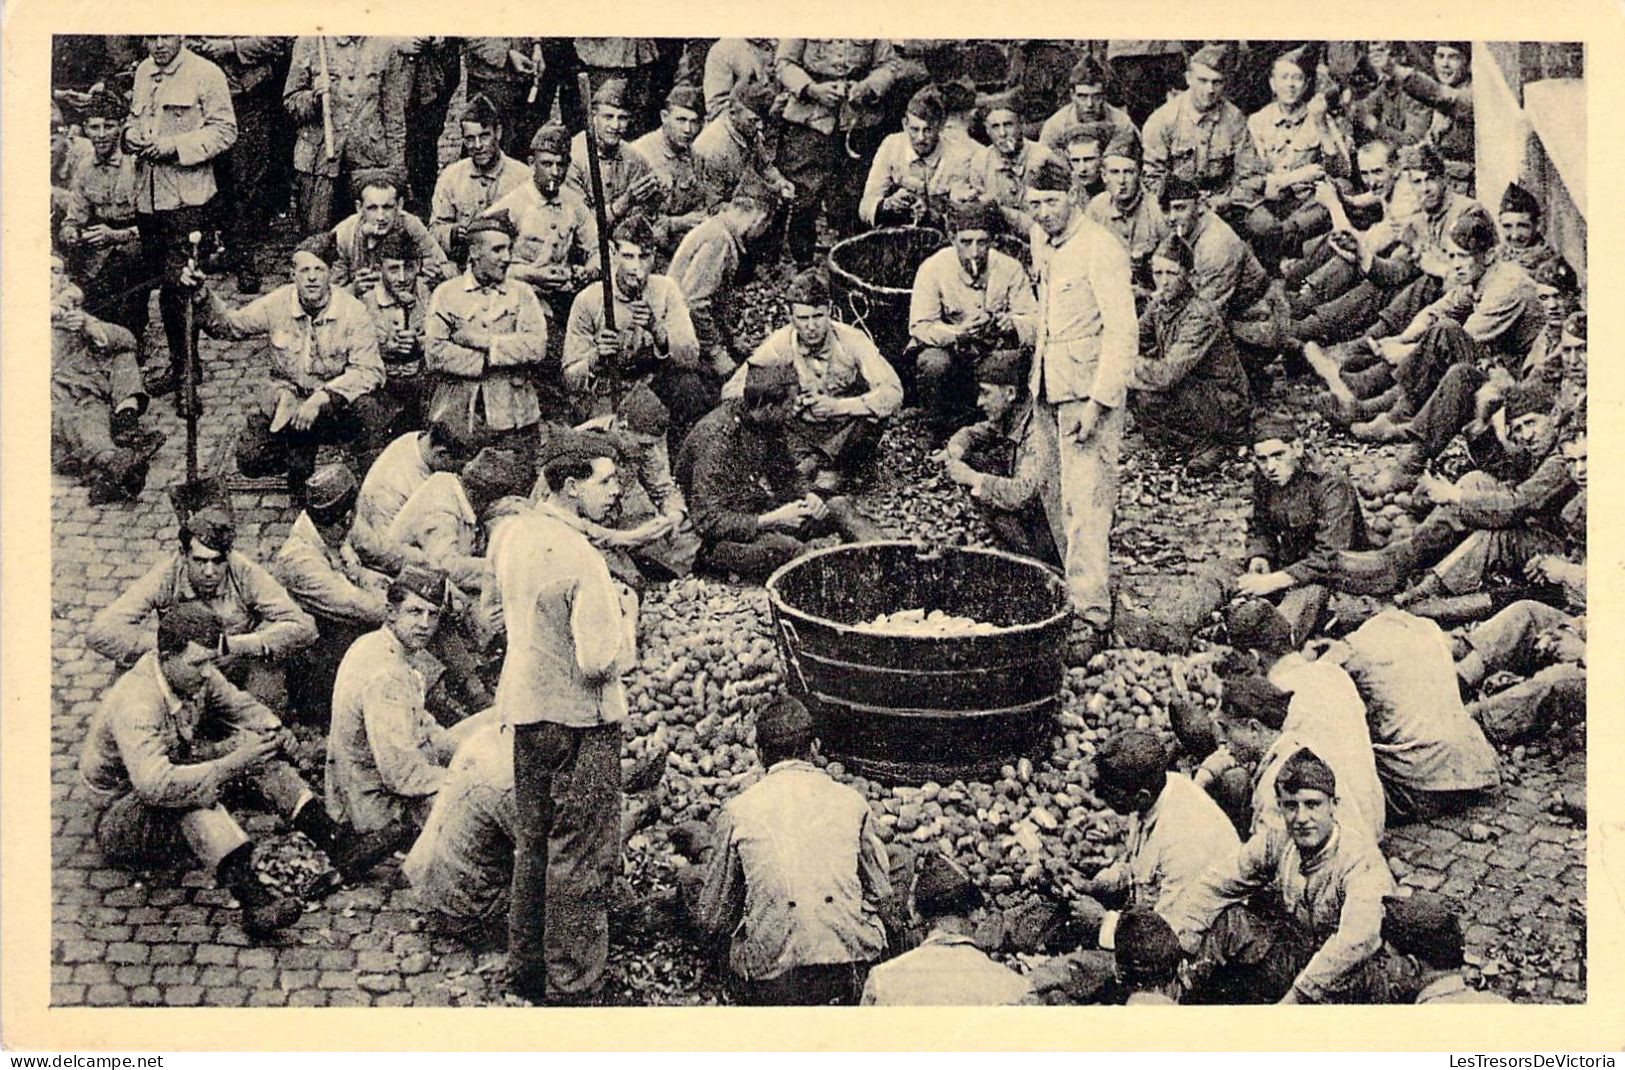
[766,541,1071,784]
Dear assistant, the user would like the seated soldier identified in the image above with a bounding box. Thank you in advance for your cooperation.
[907,202,1037,432]
[569,387,702,585]
[401,718,516,947]
[1234,416,1372,646]
[1457,599,1585,746]
[628,85,719,255]
[1158,176,1284,385]
[355,227,437,455]
[51,277,164,504]
[89,505,317,708]
[424,214,552,454]
[1281,139,1403,320]
[1164,748,1401,1005]
[386,446,535,613]
[79,604,398,938]
[429,93,531,266]
[678,362,885,582]
[720,269,904,492]
[694,696,892,1006]
[669,190,775,382]
[484,119,601,390]
[56,89,148,347]
[1492,182,1559,275]
[327,566,493,835]
[1330,383,1577,601]
[349,421,476,574]
[692,80,797,211]
[941,350,1060,567]
[1086,128,1169,294]
[1382,891,1511,1004]
[1115,908,1187,1005]
[566,77,664,234]
[1217,601,1387,845]
[270,464,389,721]
[1038,56,1136,160]
[1242,47,1352,270]
[1064,130,1106,206]
[1130,233,1252,473]
[562,214,709,442]
[860,852,1033,1006]
[964,105,1058,237]
[1309,209,1542,454]
[1312,608,1500,823]
[859,85,973,229]
[186,247,387,495]
[303,170,454,298]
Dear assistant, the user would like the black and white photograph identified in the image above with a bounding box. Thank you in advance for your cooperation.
[32,29,1590,1018]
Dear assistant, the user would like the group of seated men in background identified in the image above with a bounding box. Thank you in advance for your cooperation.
[54,35,1582,1005]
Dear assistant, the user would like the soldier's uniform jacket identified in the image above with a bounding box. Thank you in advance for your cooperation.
[430,154,531,253]
[190,36,289,98]
[88,551,318,666]
[284,36,409,179]
[385,471,489,595]
[1245,460,1372,582]
[199,283,386,413]
[1131,286,1249,401]
[563,276,700,404]
[52,318,140,409]
[1141,91,1264,205]
[775,39,899,135]
[1248,101,1352,203]
[485,182,600,279]
[946,401,1052,515]
[629,128,721,249]
[402,720,517,922]
[1086,188,1172,269]
[424,269,551,433]
[313,211,453,294]
[359,277,433,382]
[271,511,389,627]
[63,150,142,278]
[126,45,238,212]
[565,133,659,222]
[80,653,284,811]
[349,431,435,574]
[693,113,789,203]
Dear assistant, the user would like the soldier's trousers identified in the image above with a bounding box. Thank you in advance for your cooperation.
[509,720,622,1001]
[1184,902,1417,1005]
[136,204,211,375]
[778,122,863,266]
[215,90,279,255]
[1034,398,1125,629]
[93,759,313,872]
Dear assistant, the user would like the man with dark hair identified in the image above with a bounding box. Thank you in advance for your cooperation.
[860,852,1032,1005]
[1383,891,1510,1003]
[693,81,797,208]
[629,84,719,254]
[327,565,493,834]
[941,350,1059,566]
[271,463,389,718]
[679,361,884,581]
[430,94,531,265]
[51,279,164,505]
[1234,416,1371,645]
[125,35,237,395]
[1165,748,1400,1004]
[284,35,408,235]
[696,695,892,1005]
[720,269,903,491]
[89,506,317,708]
[303,170,453,298]
[1064,130,1107,206]
[969,104,1059,237]
[424,213,552,451]
[1116,908,1186,1004]
[1130,232,1252,471]
[907,201,1037,431]
[859,85,973,229]
[1159,175,1280,372]
[1389,42,1474,186]
[1040,55,1135,158]
[1243,46,1352,268]
[563,213,706,436]
[462,38,560,161]
[80,602,398,938]
[349,422,475,573]
[492,430,635,1004]
[186,245,386,492]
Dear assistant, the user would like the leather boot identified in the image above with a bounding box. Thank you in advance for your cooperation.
[292,802,408,882]
[217,843,302,938]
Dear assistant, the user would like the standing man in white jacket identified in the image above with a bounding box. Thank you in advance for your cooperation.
[1017,156,1137,660]
[492,430,634,1005]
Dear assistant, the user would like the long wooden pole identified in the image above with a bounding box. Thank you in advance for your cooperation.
[577,72,623,410]
[317,36,337,162]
